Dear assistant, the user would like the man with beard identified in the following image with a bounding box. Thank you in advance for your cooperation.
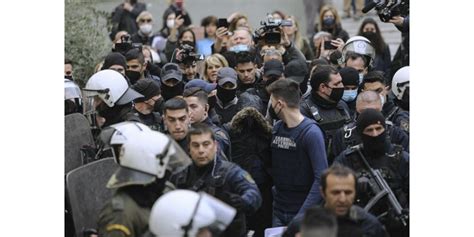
[267,79,327,227]
[130,78,163,131]
[334,109,409,237]
[300,65,351,164]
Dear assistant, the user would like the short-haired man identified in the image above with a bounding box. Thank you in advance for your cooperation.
[125,48,150,85]
[297,207,337,237]
[170,123,262,237]
[334,109,409,237]
[163,97,190,150]
[234,51,260,94]
[300,65,351,164]
[267,79,327,226]
[284,164,386,237]
[65,58,74,81]
[183,87,231,159]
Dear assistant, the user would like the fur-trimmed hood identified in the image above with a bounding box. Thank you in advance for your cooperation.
[228,107,272,136]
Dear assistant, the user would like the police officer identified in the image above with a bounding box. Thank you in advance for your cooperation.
[391,66,409,134]
[341,36,376,82]
[300,64,351,164]
[97,129,191,237]
[332,90,409,157]
[82,69,143,129]
[147,190,237,237]
[334,109,409,237]
[170,123,262,237]
[65,78,83,115]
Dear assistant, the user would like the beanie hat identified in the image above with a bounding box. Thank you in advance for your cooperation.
[356,108,386,134]
[131,78,161,102]
[102,52,127,70]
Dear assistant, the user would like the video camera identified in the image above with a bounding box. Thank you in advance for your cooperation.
[254,14,293,45]
[114,34,143,56]
[362,0,409,22]
[177,43,204,64]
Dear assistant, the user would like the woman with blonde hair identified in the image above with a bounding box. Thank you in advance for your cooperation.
[203,53,229,83]
[283,15,314,60]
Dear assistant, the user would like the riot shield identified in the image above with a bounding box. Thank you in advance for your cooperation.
[66,157,119,237]
[65,113,95,173]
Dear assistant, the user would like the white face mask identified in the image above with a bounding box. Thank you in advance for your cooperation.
[166,19,175,29]
[358,73,364,84]
[379,93,386,105]
[140,24,153,35]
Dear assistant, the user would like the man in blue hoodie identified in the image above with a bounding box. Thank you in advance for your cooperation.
[267,79,328,227]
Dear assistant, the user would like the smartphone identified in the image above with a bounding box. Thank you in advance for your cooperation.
[175,10,183,17]
[217,18,229,28]
[324,40,337,50]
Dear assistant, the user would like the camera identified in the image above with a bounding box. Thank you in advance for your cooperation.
[254,14,293,45]
[177,43,204,64]
[114,34,143,56]
[362,0,409,22]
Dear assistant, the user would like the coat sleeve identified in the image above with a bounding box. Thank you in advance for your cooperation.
[227,166,262,214]
[296,125,328,216]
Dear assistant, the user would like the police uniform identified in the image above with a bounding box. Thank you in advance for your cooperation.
[300,93,352,164]
[334,144,409,236]
[170,156,262,237]
[332,120,410,157]
[383,100,409,134]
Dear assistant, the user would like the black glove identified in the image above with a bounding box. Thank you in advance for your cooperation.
[223,192,244,210]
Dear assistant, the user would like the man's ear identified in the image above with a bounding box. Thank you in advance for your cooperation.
[205,103,209,112]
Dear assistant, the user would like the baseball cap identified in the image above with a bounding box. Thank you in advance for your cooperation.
[184,79,216,93]
[216,67,238,87]
[161,63,183,82]
[263,59,284,77]
[285,60,308,83]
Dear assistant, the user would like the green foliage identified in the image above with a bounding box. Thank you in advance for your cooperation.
[65,1,112,87]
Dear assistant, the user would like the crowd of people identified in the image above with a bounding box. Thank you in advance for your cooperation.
[65,0,410,236]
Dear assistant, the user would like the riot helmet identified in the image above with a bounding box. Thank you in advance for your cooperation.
[342,36,376,68]
[98,121,152,163]
[82,69,143,115]
[64,78,83,114]
[391,66,409,100]
[106,130,192,189]
[149,190,236,237]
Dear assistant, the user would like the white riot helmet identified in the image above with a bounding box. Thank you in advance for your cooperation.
[149,190,237,237]
[98,121,152,163]
[342,36,376,68]
[82,69,143,115]
[391,66,409,100]
[65,78,83,114]
[106,130,192,189]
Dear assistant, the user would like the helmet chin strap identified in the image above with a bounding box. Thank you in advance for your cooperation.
[181,193,203,237]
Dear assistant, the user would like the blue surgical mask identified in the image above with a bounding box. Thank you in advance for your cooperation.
[323,18,335,26]
[342,89,358,102]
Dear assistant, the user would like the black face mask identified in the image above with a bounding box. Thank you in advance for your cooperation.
[361,31,377,42]
[161,81,184,101]
[208,95,217,110]
[398,87,409,111]
[328,86,344,102]
[126,70,142,85]
[217,86,237,104]
[268,102,281,120]
[65,75,74,81]
[361,130,387,158]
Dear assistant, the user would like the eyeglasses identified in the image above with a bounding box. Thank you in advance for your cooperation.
[140,18,152,23]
